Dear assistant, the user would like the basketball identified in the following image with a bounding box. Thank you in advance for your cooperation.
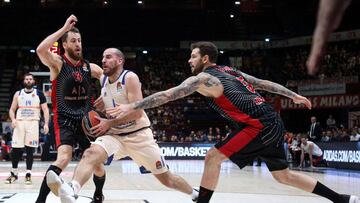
[81,110,106,139]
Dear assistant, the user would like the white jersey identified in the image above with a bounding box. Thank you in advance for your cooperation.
[16,89,41,120]
[100,70,151,134]
[301,141,323,157]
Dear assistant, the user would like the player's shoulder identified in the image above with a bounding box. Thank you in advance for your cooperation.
[14,90,21,96]
[124,70,139,80]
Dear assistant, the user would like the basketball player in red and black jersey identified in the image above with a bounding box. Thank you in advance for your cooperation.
[109,41,359,203]
[35,15,106,203]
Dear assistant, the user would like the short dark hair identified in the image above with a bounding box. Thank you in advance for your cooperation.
[23,73,34,79]
[61,27,80,43]
[190,41,218,63]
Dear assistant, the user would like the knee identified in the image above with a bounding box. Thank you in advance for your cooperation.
[56,155,71,168]
[205,148,225,165]
[82,147,101,164]
[272,171,296,185]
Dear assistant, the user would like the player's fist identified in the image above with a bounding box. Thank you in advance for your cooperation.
[63,14,78,31]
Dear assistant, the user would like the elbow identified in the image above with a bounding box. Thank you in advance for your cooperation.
[36,45,47,56]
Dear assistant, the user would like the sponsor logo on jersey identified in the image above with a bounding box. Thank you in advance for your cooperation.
[72,72,83,83]
[116,82,122,92]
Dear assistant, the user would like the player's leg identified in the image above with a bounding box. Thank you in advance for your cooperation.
[49,135,117,203]
[271,168,359,203]
[5,121,25,184]
[196,147,227,203]
[76,126,107,203]
[36,145,72,203]
[24,146,35,184]
[92,164,106,203]
[197,126,256,203]
[24,120,40,184]
[126,128,198,200]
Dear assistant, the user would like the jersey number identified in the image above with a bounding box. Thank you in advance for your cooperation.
[236,76,256,93]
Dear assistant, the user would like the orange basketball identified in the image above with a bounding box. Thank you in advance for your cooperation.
[81,110,105,139]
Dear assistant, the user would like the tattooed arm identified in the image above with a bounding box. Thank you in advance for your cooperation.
[106,72,222,118]
[240,72,297,98]
[240,71,312,109]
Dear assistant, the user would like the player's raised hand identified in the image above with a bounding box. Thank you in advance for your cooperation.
[63,14,78,32]
[292,94,312,110]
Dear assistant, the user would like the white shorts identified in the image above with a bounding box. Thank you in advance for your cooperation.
[92,128,168,174]
[12,120,39,148]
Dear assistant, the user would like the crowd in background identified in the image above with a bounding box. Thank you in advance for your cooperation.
[1,40,360,162]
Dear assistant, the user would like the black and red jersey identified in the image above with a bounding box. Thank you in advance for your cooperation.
[204,65,277,128]
[51,55,92,121]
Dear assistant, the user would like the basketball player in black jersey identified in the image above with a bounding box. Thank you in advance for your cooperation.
[109,41,359,203]
[35,15,105,203]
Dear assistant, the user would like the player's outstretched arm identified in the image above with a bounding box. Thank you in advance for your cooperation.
[241,72,312,109]
[106,72,219,119]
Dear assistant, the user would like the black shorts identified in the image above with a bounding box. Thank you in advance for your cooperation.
[53,115,91,149]
[215,116,288,171]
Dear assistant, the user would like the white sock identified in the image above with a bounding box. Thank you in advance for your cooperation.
[71,180,81,194]
[11,168,18,175]
[26,170,31,175]
[191,188,199,199]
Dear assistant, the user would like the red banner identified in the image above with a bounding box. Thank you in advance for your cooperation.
[279,94,360,110]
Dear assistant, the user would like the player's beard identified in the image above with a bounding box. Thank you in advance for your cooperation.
[67,48,83,61]
[192,63,205,75]
[103,65,117,77]
[24,82,34,89]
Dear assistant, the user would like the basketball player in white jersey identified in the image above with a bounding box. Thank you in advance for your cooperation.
[47,48,198,203]
[299,136,323,168]
[5,73,49,185]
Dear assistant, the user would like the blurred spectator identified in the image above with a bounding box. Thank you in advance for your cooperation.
[326,115,336,130]
[350,129,360,141]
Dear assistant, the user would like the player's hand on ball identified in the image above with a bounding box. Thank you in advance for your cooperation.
[63,14,77,31]
[90,116,111,137]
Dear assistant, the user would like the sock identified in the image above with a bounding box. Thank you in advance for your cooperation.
[312,181,341,202]
[11,168,18,175]
[35,165,62,203]
[93,174,106,197]
[71,180,81,194]
[191,188,199,200]
[26,170,31,175]
[197,186,214,203]
[25,146,34,170]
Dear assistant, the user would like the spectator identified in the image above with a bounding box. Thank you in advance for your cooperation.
[326,115,336,129]
[350,129,360,141]
[309,116,322,141]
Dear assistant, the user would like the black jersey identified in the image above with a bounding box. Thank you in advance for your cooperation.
[51,55,92,121]
[204,65,277,128]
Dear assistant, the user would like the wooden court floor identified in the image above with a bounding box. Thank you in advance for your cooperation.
[0,160,359,203]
